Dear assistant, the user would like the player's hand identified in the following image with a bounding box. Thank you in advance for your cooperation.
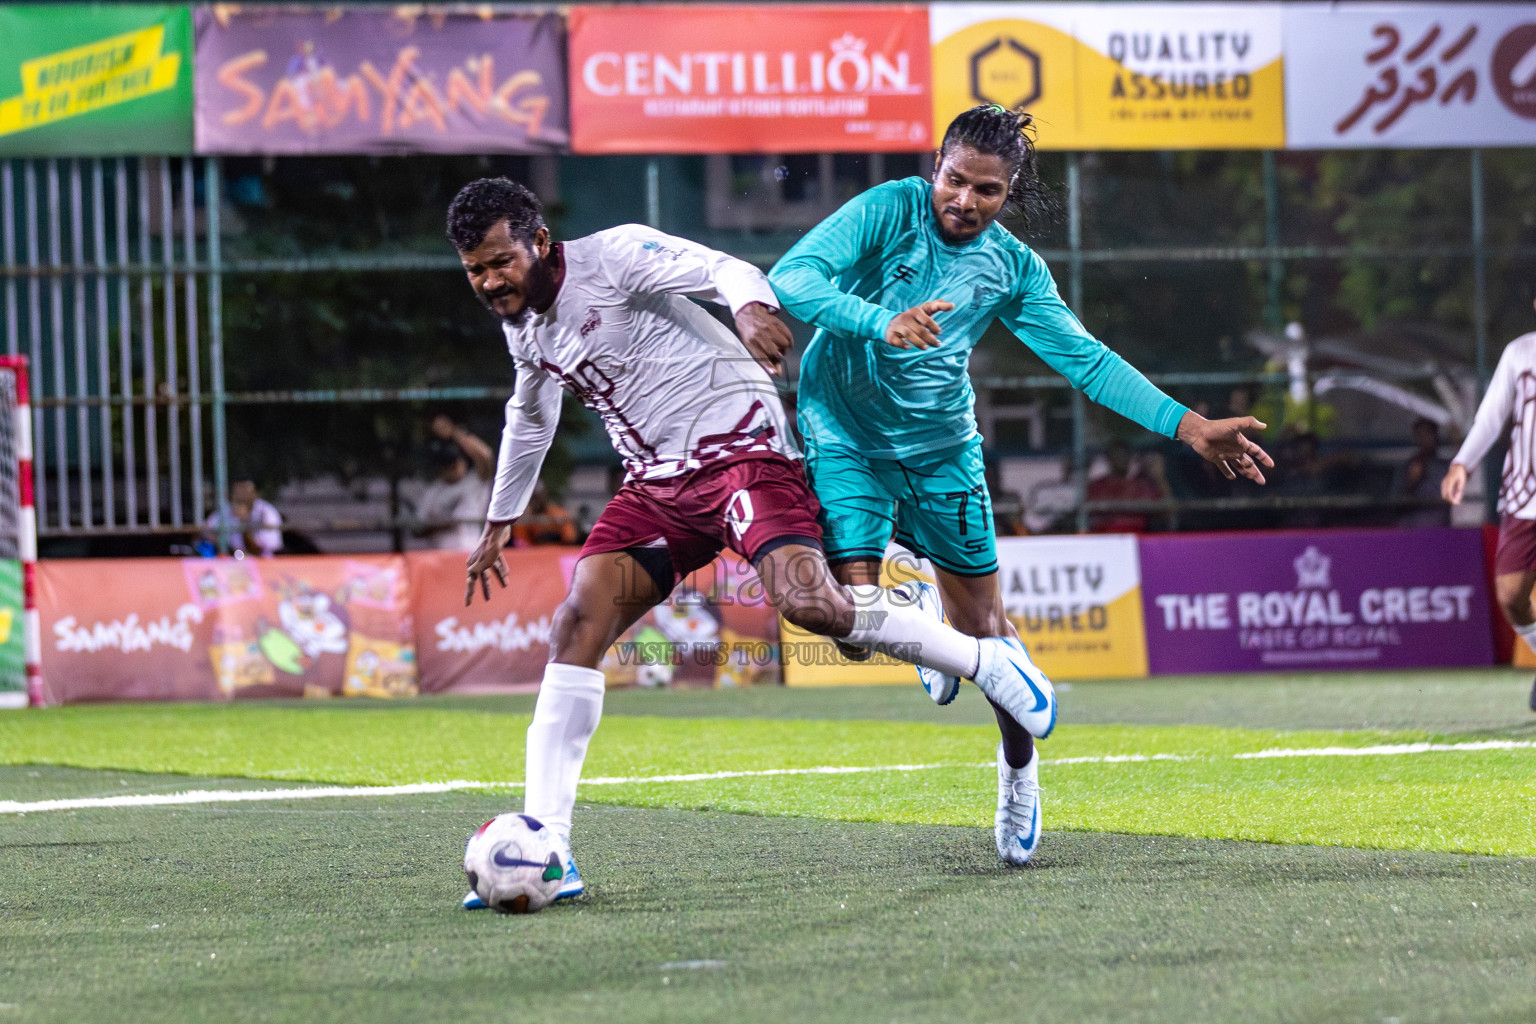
[883,300,953,351]
[1442,463,1469,505]
[734,302,794,377]
[465,522,511,605]
[1176,412,1274,484]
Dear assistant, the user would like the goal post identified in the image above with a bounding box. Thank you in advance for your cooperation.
[0,357,39,709]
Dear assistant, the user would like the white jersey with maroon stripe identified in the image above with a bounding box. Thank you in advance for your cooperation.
[1454,331,1536,520]
[486,224,797,523]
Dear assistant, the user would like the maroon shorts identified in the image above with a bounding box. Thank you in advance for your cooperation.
[580,454,823,590]
[1496,514,1536,576]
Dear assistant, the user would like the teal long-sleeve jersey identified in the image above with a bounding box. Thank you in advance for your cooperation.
[768,177,1188,460]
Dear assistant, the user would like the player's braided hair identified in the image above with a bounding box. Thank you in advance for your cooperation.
[446,177,545,253]
[937,104,1058,230]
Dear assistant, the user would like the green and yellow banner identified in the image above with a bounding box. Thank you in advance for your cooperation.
[0,5,192,156]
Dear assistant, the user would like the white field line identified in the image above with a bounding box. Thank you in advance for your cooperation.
[3,740,1534,815]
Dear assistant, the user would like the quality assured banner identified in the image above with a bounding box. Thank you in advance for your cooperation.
[567,4,932,154]
[998,534,1148,679]
[931,3,1285,150]
[0,4,192,156]
[1138,528,1494,675]
[1285,3,1536,149]
[194,5,568,155]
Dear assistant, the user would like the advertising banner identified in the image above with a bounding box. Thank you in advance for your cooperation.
[0,5,192,156]
[408,548,562,693]
[998,534,1148,679]
[37,555,419,704]
[1138,528,1494,675]
[35,549,782,703]
[194,5,568,155]
[931,3,1284,150]
[1284,4,1536,150]
[567,4,932,154]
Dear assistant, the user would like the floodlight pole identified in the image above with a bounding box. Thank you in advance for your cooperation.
[1470,148,1493,524]
[645,158,661,229]
[1263,151,1283,332]
[207,158,231,554]
[1068,153,1089,534]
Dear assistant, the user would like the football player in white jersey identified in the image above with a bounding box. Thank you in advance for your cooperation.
[1443,294,1536,710]
[446,177,1060,907]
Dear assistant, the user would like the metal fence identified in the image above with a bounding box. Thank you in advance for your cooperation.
[0,150,1529,542]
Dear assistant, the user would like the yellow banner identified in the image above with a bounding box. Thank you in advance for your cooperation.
[932,3,1285,150]
[0,24,182,138]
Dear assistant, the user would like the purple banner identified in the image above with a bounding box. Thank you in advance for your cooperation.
[1139,528,1494,675]
[194,6,568,154]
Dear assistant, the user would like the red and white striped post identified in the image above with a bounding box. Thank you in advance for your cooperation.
[0,358,43,706]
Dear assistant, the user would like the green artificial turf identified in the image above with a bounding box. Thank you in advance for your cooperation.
[2,771,1534,1024]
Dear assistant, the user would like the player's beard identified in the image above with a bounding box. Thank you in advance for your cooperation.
[486,249,561,327]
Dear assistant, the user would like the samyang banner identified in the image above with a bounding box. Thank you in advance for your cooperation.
[568,4,932,154]
[194,5,568,155]
[1285,3,1536,149]
[0,4,193,156]
[1138,528,1494,675]
[931,3,1285,150]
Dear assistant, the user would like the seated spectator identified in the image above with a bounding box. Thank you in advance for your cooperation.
[512,481,578,546]
[1086,440,1168,533]
[414,415,494,550]
[1395,417,1452,528]
[202,480,282,558]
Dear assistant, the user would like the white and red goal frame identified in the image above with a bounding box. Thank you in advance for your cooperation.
[0,357,40,708]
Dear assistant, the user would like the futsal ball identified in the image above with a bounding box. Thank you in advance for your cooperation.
[463,813,565,914]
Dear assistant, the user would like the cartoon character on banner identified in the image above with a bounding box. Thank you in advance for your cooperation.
[343,634,419,698]
[182,558,265,611]
[251,578,351,682]
[208,625,277,696]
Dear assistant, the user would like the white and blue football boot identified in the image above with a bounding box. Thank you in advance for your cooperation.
[554,852,584,901]
[995,743,1042,866]
[972,636,1057,739]
[905,581,960,705]
[463,849,584,909]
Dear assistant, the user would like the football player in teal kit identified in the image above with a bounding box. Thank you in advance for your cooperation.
[770,104,1273,865]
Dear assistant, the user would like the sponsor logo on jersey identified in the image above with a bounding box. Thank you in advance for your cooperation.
[580,308,602,337]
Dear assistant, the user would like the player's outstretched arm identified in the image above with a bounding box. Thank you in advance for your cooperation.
[1176,412,1275,483]
[465,521,511,605]
[883,300,954,350]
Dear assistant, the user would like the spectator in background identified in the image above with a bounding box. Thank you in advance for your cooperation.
[1395,417,1452,527]
[202,479,283,558]
[1086,440,1168,533]
[414,414,494,550]
[511,481,577,546]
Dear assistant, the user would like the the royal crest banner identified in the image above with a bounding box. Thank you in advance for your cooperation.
[1138,528,1494,675]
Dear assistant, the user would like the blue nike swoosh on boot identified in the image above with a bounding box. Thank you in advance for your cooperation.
[1012,660,1049,714]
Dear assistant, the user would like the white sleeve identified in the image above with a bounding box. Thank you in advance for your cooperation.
[1453,342,1520,471]
[253,500,283,556]
[599,224,779,315]
[486,359,563,523]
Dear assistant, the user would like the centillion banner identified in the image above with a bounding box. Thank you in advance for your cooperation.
[931,3,1284,150]
[0,4,192,155]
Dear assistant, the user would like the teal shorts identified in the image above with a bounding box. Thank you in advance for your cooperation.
[802,439,998,577]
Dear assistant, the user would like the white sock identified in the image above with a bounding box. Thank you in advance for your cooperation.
[1515,619,1536,655]
[523,663,606,847]
[841,584,982,679]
